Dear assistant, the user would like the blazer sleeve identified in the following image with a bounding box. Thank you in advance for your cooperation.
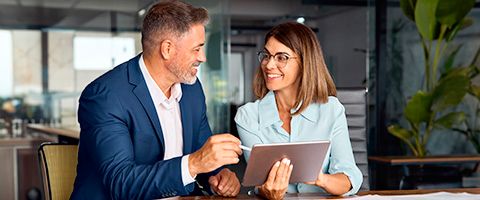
[78,83,194,200]
[191,81,223,194]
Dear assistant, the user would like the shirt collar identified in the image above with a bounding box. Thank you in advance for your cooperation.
[258,91,320,127]
[299,102,320,123]
[258,91,281,128]
[139,55,182,104]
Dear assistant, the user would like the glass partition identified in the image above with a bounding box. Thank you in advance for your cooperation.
[0,0,232,136]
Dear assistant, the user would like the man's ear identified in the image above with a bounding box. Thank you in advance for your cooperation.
[160,39,175,60]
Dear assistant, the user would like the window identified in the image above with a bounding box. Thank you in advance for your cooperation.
[0,30,13,97]
[73,36,135,70]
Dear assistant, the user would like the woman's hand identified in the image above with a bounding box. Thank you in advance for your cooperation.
[258,158,293,200]
[304,170,328,188]
[304,171,352,196]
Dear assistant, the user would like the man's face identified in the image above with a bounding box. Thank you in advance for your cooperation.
[168,24,206,85]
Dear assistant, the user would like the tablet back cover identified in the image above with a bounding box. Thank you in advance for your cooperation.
[242,140,330,186]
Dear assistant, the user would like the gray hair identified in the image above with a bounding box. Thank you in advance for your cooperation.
[141,0,209,55]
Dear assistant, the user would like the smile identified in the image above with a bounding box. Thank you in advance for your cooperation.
[267,73,283,78]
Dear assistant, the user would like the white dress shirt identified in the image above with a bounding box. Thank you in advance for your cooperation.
[139,55,196,186]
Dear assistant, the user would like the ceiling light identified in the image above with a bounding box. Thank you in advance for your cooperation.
[138,9,146,16]
[296,17,305,24]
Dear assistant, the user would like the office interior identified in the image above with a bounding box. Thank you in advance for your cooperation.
[0,0,480,199]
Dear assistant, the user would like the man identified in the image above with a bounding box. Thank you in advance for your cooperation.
[71,1,242,199]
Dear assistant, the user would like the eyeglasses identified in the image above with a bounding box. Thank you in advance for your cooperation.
[257,51,297,68]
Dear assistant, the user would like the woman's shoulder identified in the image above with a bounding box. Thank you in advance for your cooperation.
[234,99,261,126]
[307,96,345,118]
[320,96,345,110]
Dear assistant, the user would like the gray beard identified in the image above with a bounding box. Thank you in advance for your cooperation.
[168,62,197,85]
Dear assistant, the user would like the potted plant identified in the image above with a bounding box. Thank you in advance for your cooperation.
[387,0,479,157]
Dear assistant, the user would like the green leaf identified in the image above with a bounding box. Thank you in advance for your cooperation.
[443,45,462,72]
[436,0,475,27]
[431,74,470,111]
[470,85,480,99]
[444,65,479,79]
[415,0,440,40]
[468,65,480,79]
[404,91,433,124]
[400,0,417,21]
[470,46,480,66]
[388,125,414,141]
[434,112,466,129]
[445,18,473,42]
[441,66,473,80]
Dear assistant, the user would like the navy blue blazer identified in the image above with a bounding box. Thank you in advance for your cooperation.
[71,54,215,199]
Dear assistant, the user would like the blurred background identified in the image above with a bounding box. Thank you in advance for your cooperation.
[1,0,480,199]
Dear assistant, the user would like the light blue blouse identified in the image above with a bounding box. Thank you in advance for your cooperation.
[234,91,362,196]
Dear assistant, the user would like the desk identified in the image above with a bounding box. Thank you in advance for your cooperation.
[176,188,480,199]
[26,124,79,144]
[369,155,480,165]
[359,187,480,195]
[369,155,480,189]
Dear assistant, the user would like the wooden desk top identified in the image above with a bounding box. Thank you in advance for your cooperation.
[0,136,54,147]
[368,155,480,165]
[358,187,480,195]
[26,124,80,139]
[177,188,480,199]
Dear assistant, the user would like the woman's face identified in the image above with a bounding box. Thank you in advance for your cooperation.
[261,37,301,93]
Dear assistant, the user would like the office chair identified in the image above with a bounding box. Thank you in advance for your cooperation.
[337,88,370,191]
[38,143,78,200]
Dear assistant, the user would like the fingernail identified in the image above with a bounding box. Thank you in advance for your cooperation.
[275,161,280,167]
[286,159,291,165]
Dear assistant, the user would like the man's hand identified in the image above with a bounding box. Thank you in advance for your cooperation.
[208,168,240,197]
[188,134,242,177]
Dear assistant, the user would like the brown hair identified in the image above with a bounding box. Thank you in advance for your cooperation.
[253,22,337,115]
[141,0,209,56]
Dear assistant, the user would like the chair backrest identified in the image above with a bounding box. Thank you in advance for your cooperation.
[337,89,369,191]
[38,143,78,200]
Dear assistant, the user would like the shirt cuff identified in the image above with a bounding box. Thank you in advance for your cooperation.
[338,169,362,196]
[181,155,196,186]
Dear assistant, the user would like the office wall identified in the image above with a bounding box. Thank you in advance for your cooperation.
[315,7,368,88]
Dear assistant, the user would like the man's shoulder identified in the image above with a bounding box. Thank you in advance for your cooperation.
[180,79,205,98]
[86,56,139,90]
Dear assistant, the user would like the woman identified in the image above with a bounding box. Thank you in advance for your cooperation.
[235,22,362,199]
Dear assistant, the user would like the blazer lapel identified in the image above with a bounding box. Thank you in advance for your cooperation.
[180,85,193,154]
[128,54,165,152]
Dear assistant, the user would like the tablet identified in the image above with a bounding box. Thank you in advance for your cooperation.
[242,140,330,187]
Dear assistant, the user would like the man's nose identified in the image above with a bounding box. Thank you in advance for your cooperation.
[198,49,207,62]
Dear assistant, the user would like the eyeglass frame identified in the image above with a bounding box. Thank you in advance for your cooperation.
[257,51,298,68]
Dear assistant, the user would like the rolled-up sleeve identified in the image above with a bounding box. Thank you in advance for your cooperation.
[327,102,363,196]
